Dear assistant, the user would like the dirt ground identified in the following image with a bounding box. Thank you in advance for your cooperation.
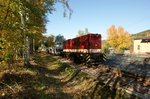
[0,53,141,99]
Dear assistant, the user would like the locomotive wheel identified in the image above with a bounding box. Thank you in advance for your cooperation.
[61,53,65,58]
[66,54,70,59]
[74,54,82,63]
[73,54,77,63]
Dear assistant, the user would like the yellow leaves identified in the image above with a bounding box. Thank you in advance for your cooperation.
[1,92,5,96]
[106,25,132,52]
[40,0,44,6]
[106,25,118,47]
[76,28,90,37]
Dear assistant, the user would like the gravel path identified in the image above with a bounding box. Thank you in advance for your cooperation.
[104,55,150,76]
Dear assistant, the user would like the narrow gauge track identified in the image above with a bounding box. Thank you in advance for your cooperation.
[51,55,150,99]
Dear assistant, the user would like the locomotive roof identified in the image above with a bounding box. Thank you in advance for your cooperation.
[65,33,101,41]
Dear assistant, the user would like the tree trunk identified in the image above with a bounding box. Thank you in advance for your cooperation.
[26,36,30,66]
[33,39,35,52]
[26,5,30,67]
[19,0,30,67]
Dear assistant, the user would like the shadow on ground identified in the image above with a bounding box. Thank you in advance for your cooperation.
[0,53,143,99]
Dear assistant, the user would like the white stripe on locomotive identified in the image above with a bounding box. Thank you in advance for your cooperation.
[63,49,101,53]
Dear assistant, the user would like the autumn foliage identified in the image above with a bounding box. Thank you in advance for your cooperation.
[76,28,90,37]
[106,25,132,52]
[0,0,72,66]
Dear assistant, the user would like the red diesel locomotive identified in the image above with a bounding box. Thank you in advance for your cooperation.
[63,34,106,64]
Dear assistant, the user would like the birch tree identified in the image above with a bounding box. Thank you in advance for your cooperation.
[0,0,72,66]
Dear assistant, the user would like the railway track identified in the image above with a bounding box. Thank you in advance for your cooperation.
[82,63,150,86]
[52,55,150,98]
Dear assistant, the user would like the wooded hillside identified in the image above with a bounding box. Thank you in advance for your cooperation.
[132,30,150,39]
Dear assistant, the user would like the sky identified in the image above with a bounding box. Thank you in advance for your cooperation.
[45,0,150,40]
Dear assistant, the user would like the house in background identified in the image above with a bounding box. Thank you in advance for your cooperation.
[133,36,150,55]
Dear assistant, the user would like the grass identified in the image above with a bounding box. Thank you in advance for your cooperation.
[0,52,142,99]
